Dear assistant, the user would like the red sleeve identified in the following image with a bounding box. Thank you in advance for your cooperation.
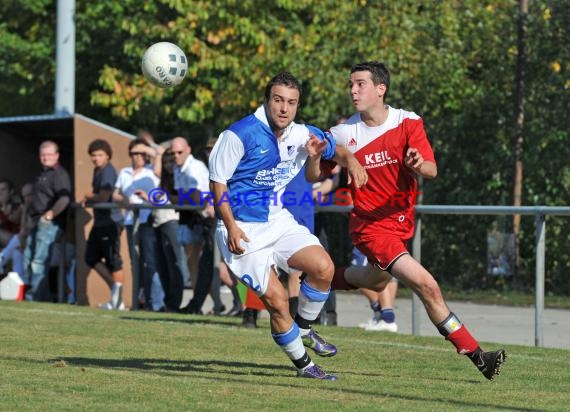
[319,159,338,178]
[406,117,435,163]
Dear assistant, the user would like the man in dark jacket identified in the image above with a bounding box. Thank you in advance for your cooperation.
[24,140,71,301]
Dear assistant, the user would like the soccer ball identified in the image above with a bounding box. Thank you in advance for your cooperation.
[141,42,188,88]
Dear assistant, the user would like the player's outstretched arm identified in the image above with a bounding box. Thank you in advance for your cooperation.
[333,146,368,188]
[304,134,328,182]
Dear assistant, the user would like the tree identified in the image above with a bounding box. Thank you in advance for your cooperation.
[0,0,56,115]
[512,0,528,283]
[1,0,568,294]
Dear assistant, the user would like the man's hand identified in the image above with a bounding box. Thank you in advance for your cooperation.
[134,189,148,201]
[405,148,424,172]
[404,148,437,179]
[305,134,327,158]
[155,145,165,156]
[200,204,215,219]
[332,145,367,188]
[227,226,250,255]
[41,210,54,222]
[347,158,368,188]
[143,145,157,158]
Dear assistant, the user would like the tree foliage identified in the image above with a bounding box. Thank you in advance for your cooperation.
[0,0,568,293]
[0,0,56,114]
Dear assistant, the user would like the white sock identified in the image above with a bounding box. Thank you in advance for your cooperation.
[297,279,330,330]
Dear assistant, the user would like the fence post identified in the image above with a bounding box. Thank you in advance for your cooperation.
[535,213,545,347]
[411,214,422,336]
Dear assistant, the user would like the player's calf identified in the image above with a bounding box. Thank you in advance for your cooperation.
[330,267,358,290]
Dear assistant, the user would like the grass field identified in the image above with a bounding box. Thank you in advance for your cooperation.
[1,301,568,411]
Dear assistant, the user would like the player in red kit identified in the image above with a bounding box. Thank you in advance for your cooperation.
[330,61,506,380]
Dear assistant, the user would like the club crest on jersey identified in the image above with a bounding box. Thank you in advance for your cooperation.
[364,150,398,169]
[287,145,295,156]
[348,137,357,146]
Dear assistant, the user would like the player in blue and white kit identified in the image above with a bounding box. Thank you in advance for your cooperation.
[209,72,366,380]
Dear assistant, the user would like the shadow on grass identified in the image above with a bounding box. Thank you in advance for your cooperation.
[118,315,494,384]
[0,353,535,410]
[48,356,536,411]
[55,356,291,378]
[119,315,241,328]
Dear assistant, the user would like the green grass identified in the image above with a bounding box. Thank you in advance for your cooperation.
[1,301,568,411]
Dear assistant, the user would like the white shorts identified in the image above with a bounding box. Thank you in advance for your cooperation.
[216,209,322,296]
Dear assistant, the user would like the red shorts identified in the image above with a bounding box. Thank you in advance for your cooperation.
[350,233,410,271]
[349,213,414,270]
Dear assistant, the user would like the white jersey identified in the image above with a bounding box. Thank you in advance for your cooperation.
[173,154,209,193]
[115,166,159,225]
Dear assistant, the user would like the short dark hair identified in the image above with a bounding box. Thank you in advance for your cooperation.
[88,139,113,159]
[0,177,14,191]
[264,72,303,101]
[128,138,150,152]
[351,61,390,99]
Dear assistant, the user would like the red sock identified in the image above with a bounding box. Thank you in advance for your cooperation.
[330,267,357,290]
[446,325,480,354]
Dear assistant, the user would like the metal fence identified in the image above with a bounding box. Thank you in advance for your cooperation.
[316,204,570,348]
[413,205,570,348]
[84,203,570,347]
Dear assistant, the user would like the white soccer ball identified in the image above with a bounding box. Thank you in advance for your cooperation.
[141,42,188,88]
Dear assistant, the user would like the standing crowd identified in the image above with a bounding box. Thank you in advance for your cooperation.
[0,135,242,315]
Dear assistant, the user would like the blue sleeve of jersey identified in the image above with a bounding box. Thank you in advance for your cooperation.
[306,124,336,160]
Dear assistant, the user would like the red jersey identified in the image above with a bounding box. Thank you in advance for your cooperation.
[330,107,435,240]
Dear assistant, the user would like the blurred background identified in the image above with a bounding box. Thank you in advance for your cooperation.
[0,0,568,302]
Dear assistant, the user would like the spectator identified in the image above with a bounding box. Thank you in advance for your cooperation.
[200,138,227,315]
[0,178,22,249]
[152,148,185,312]
[113,138,160,310]
[24,141,72,301]
[170,137,210,294]
[0,181,30,280]
[179,139,218,315]
[81,139,125,310]
[137,129,164,178]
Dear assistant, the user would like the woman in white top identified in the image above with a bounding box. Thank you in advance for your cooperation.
[113,138,160,310]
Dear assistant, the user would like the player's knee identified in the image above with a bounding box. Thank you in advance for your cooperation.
[418,276,442,302]
[313,256,334,282]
